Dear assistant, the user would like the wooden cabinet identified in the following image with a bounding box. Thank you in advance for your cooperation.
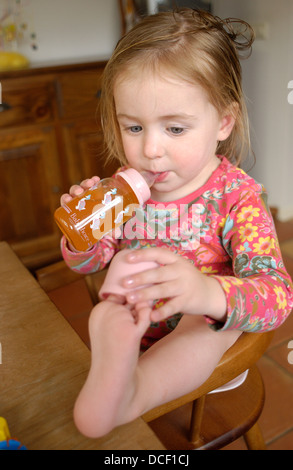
[0,61,118,270]
[0,75,56,128]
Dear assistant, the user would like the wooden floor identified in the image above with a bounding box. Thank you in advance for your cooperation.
[45,218,293,450]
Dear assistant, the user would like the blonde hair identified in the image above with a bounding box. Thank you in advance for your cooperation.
[100,8,255,166]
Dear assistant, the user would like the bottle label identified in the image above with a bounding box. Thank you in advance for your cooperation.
[78,191,137,238]
[55,179,140,251]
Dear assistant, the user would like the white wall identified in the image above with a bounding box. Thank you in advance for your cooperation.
[18,0,121,64]
[213,0,293,220]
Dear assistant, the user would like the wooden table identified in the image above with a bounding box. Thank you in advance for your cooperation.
[0,242,164,450]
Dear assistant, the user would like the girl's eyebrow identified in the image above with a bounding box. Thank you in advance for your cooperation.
[116,113,197,121]
[161,113,197,121]
[116,114,137,120]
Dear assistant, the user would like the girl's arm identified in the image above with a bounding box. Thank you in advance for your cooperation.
[119,189,293,333]
[208,190,293,332]
[61,235,119,275]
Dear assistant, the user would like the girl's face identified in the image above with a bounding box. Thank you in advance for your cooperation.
[114,71,235,202]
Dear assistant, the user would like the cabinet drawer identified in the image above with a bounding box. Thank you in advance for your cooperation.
[57,69,103,120]
[0,78,56,128]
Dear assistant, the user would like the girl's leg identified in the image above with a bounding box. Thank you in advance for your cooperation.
[74,302,241,438]
[137,314,241,410]
[73,300,150,437]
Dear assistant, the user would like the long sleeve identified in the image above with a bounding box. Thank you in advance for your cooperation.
[208,188,293,332]
[61,235,119,274]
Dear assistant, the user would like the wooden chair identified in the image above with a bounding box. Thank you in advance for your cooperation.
[35,260,274,450]
[143,331,274,450]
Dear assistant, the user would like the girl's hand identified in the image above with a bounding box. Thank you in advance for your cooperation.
[60,176,101,206]
[122,247,227,323]
[59,176,121,246]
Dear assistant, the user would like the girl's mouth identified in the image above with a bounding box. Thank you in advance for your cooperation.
[153,171,169,183]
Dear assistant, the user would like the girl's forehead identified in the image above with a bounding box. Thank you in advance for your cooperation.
[113,70,216,121]
[114,66,197,91]
[113,67,209,105]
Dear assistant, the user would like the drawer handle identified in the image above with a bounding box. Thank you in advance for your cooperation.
[95,89,102,98]
[0,102,11,112]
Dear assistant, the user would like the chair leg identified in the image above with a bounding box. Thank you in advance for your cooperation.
[189,395,206,445]
[244,422,266,450]
[84,275,99,305]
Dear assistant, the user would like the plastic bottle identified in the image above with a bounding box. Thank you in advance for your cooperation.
[54,169,156,252]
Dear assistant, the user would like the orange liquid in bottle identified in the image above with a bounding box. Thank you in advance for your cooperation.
[54,175,141,251]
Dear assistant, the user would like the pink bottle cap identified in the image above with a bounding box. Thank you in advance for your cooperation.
[117,169,155,205]
[99,249,159,300]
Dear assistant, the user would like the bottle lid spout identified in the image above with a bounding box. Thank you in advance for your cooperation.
[117,169,156,204]
[139,171,158,188]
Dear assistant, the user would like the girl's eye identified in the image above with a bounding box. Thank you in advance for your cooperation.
[169,127,184,135]
[129,126,142,133]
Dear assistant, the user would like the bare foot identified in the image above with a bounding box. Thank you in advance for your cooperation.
[73,299,151,437]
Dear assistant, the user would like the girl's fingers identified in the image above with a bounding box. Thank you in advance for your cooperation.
[106,294,126,304]
[123,263,179,294]
[150,298,181,322]
[69,176,101,197]
[134,302,152,334]
[126,247,177,265]
[69,185,84,197]
[60,193,72,205]
[82,176,100,189]
[125,279,179,306]
[60,176,100,206]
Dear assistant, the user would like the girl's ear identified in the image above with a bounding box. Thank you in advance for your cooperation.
[217,102,238,141]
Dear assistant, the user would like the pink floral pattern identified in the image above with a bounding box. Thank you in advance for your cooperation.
[61,157,293,349]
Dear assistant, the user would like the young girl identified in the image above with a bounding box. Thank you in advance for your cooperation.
[60,9,293,438]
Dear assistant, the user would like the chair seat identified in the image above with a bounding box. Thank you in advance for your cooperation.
[148,365,265,450]
[143,331,274,422]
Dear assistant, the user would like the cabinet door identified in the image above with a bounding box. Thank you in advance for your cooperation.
[62,120,119,186]
[57,69,103,120]
[0,76,56,128]
[0,125,63,269]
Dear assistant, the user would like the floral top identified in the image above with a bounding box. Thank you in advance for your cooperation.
[61,156,293,350]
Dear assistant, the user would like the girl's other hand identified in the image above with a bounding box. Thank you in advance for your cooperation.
[60,176,100,206]
[122,247,227,324]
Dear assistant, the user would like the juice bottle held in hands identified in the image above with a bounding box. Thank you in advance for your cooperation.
[54,169,156,252]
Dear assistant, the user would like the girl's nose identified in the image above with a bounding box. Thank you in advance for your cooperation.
[143,132,164,159]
